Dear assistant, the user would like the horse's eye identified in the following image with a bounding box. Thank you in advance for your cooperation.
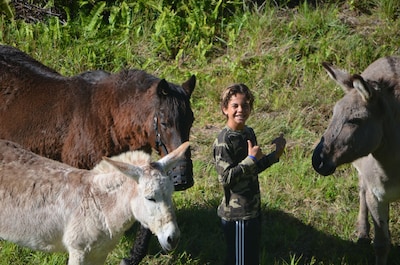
[160,122,167,128]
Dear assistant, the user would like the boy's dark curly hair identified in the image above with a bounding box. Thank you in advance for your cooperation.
[220,83,254,116]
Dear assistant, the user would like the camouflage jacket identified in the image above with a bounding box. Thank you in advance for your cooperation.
[213,126,278,221]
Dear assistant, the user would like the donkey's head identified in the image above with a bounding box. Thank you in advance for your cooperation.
[104,142,190,251]
[312,62,385,176]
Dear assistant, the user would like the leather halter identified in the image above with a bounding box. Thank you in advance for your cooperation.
[153,116,169,155]
[153,114,193,191]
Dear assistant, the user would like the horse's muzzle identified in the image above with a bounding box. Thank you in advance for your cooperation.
[168,159,194,191]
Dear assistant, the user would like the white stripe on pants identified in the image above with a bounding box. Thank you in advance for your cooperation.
[235,220,245,265]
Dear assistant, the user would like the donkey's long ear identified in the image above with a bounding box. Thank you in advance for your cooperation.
[102,157,143,183]
[322,62,353,92]
[156,142,190,172]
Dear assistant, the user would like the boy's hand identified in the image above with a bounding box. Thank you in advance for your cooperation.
[272,133,286,159]
[247,140,263,161]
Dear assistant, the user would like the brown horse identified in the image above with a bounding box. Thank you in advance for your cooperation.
[0,44,195,265]
[312,57,400,265]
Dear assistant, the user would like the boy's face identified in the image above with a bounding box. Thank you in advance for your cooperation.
[223,93,251,130]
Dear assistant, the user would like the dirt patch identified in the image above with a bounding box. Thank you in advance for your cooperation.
[10,0,66,23]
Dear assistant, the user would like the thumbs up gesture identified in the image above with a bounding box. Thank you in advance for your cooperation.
[247,140,263,161]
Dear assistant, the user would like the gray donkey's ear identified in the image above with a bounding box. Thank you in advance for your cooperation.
[322,62,353,92]
[156,142,190,172]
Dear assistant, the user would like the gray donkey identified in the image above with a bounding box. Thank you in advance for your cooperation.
[312,56,400,265]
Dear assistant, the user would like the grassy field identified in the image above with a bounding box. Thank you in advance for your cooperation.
[1,0,400,264]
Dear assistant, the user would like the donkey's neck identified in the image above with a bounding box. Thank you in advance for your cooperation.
[374,95,400,162]
[91,173,137,237]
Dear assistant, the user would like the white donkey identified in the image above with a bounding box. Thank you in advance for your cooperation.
[0,140,188,265]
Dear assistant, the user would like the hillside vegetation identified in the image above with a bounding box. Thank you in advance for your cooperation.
[1,0,400,264]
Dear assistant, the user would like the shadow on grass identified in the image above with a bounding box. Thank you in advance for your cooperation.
[125,206,400,265]
[261,209,375,265]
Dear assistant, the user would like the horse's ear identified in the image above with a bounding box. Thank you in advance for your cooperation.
[102,157,142,183]
[156,142,190,172]
[181,75,196,97]
[322,62,353,92]
[157,79,170,96]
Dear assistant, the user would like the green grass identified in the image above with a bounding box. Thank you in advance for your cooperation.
[1,0,400,264]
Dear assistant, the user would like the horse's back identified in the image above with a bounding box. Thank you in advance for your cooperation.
[0,45,61,77]
[0,76,92,158]
[77,70,111,84]
[0,46,96,160]
[0,44,69,111]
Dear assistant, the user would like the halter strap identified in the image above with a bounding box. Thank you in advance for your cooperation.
[153,116,169,155]
[153,116,193,191]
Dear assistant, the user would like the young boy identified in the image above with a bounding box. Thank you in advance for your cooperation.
[213,83,286,265]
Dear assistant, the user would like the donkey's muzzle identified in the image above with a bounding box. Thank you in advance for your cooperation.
[168,159,194,191]
[312,139,336,176]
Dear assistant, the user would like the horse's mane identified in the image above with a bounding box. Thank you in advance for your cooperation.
[117,70,159,92]
[114,70,192,123]
[118,70,189,96]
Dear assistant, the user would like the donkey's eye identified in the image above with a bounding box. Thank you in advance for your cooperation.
[347,118,363,125]
[146,196,156,202]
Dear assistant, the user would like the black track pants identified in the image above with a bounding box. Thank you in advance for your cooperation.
[221,216,261,265]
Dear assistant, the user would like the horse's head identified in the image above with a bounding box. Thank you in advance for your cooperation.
[103,142,189,251]
[152,75,196,191]
[312,62,385,176]
[110,70,195,191]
